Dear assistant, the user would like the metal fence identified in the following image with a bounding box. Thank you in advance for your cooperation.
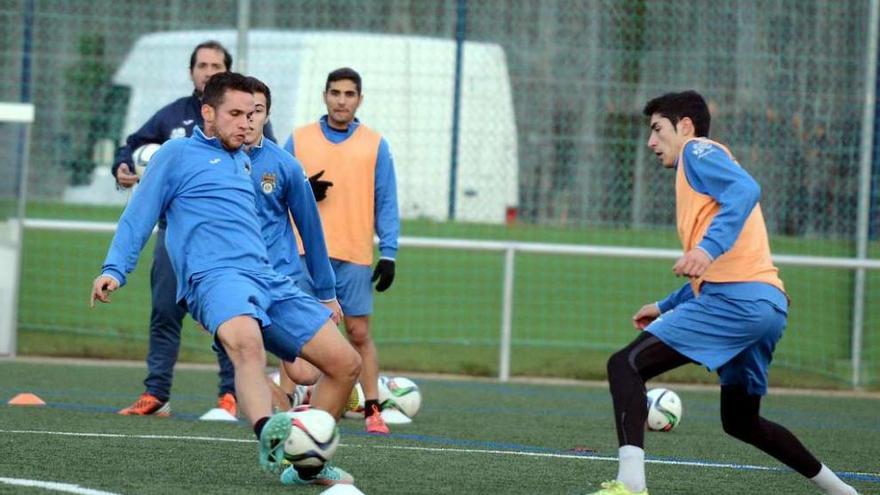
[2,0,879,385]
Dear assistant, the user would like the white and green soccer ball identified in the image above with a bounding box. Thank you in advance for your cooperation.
[131,143,161,177]
[379,376,422,418]
[646,387,682,432]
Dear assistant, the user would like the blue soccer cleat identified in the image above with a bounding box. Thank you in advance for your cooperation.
[258,412,292,474]
[280,463,354,486]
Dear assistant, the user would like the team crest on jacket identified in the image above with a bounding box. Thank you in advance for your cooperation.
[261,172,277,194]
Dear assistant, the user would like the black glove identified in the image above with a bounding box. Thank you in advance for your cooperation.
[308,170,333,202]
[371,258,396,292]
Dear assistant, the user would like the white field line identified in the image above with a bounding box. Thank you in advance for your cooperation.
[2,429,879,479]
[0,477,121,495]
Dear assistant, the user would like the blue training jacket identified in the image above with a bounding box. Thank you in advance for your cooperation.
[102,127,275,303]
[247,136,336,301]
[113,91,276,177]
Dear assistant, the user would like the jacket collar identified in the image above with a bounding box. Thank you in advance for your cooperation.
[193,126,239,152]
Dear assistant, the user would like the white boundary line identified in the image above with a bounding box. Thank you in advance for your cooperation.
[0,477,120,495]
[2,429,878,479]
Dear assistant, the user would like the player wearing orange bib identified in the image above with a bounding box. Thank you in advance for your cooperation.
[284,67,400,435]
[588,91,859,495]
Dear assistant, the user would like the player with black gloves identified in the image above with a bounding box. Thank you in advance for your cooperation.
[285,67,400,435]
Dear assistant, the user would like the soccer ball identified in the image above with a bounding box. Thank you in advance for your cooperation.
[646,388,682,432]
[283,407,340,472]
[131,143,161,177]
[342,382,365,419]
[379,376,422,418]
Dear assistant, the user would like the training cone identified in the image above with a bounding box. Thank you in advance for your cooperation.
[8,393,46,406]
[199,407,238,422]
[320,484,365,495]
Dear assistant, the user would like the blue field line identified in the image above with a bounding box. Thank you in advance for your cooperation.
[35,402,210,422]
[10,392,880,438]
[8,385,878,434]
[4,403,879,484]
[0,387,227,404]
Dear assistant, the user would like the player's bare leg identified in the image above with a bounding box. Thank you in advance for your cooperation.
[298,320,361,419]
[217,316,292,473]
[274,359,322,408]
[344,314,388,433]
[215,316,271,424]
[282,358,322,386]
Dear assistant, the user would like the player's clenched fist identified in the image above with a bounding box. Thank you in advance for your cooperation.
[632,302,661,330]
[90,275,120,307]
[672,248,712,278]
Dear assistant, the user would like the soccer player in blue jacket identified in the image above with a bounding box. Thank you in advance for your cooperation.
[111,40,271,418]
[91,72,361,478]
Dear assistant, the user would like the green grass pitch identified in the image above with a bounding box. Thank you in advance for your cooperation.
[0,360,878,494]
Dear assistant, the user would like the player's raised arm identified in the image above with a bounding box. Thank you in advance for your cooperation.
[94,142,179,300]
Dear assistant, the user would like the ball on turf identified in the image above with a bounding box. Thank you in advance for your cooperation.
[646,387,682,432]
[342,382,365,419]
[283,407,340,472]
[379,376,422,418]
[131,143,161,177]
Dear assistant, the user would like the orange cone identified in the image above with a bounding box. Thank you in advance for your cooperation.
[8,393,46,406]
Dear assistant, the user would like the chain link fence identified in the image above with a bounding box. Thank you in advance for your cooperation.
[2,0,878,385]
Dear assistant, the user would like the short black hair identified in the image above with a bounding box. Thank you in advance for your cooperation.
[246,76,272,113]
[189,40,233,72]
[202,72,251,109]
[325,67,362,94]
[642,90,711,137]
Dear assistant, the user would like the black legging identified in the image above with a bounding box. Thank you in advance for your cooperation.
[606,332,822,478]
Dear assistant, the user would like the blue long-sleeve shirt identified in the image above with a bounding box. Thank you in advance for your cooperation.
[658,141,787,313]
[113,91,276,177]
[102,127,274,303]
[283,116,400,260]
[247,136,336,301]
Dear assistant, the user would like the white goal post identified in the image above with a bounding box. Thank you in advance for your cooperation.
[1,102,35,357]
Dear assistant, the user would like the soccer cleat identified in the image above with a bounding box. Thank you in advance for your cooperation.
[280,463,354,486]
[365,404,390,435]
[258,412,293,474]
[291,384,310,408]
[587,480,649,495]
[217,392,237,417]
[118,393,171,417]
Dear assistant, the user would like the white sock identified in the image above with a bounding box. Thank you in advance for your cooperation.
[810,465,858,495]
[616,445,646,492]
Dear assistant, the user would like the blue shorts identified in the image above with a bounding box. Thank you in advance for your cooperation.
[298,257,373,316]
[645,293,786,395]
[186,269,332,362]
